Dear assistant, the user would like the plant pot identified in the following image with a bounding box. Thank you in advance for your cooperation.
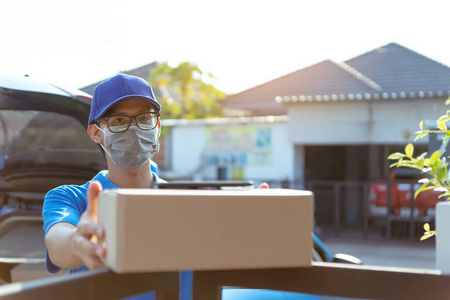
[436,201,450,273]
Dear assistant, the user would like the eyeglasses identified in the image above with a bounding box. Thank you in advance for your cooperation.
[96,112,160,133]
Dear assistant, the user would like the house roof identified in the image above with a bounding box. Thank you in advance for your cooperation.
[221,43,450,114]
[80,62,161,97]
[345,43,450,94]
[221,59,380,115]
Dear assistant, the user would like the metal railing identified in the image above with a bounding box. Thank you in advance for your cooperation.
[306,180,372,237]
[263,179,439,239]
[308,179,440,239]
[0,263,449,299]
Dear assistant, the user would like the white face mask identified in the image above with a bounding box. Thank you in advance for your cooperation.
[95,124,159,168]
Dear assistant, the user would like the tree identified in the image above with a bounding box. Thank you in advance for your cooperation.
[148,61,226,119]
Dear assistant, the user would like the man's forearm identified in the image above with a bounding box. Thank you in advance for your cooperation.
[45,222,84,270]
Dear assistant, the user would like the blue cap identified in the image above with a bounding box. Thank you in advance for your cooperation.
[88,74,161,124]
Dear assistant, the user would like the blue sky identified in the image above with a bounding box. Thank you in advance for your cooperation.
[0,0,449,94]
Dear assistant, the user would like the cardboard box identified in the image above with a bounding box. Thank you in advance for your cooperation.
[98,188,313,273]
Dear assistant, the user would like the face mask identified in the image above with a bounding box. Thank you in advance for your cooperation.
[95,124,160,168]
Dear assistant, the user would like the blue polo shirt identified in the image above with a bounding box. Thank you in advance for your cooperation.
[42,170,166,274]
[43,170,195,300]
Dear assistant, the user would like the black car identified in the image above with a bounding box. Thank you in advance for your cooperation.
[0,74,107,283]
[0,74,107,194]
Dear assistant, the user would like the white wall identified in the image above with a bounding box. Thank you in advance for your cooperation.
[165,97,447,184]
[171,125,205,175]
[169,122,294,182]
[244,123,293,181]
[288,98,447,145]
[371,100,445,143]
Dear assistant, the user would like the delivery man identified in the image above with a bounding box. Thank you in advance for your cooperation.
[43,74,269,299]
[43,74,165,274]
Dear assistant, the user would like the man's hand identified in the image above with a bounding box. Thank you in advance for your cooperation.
[258,182,270,189]
[71,181,106,270]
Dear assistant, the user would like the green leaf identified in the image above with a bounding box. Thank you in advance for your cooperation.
[438,121,448,131]
[419,120,424,131]
[446,97,450,105]
[439,115,450,123]
[414,185,435,199]
[414,131,429,141]
[420,232,436,241]
[436,165,448,183]
[405,143,414,158]
[417,158,425,169]
[397,163,421,170]
[387,153,406,160]
[418,152,428,160]
[438,192,450,199]
[430,150,441,162]
[421,223,436,241]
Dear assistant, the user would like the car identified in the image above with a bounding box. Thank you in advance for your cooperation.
[0,74,110,282]
[0,75,360,299]
[370,167,442,218]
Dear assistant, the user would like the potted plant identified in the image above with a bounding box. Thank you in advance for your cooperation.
[388,98,450,273]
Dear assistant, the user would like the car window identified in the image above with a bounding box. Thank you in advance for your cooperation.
[0,110,106,171]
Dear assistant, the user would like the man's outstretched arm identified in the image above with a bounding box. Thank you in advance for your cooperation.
[45,181,106,270]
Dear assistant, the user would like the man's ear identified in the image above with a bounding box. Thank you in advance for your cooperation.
[87,124,103,144]
[157,119,161,138]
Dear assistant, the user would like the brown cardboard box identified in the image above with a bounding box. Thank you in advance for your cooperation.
[98,188,313,273]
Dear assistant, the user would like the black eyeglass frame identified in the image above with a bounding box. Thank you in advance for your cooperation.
[95,112,160,133]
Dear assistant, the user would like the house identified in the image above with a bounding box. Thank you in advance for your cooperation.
[164,43,450,227]
[221,43,450,117]
[213,43,450,182]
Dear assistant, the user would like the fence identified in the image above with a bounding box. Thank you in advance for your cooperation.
[265,179,439,239]
[0,263,449,299]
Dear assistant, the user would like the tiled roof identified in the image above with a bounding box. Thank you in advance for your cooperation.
[277,43,450,104]
[345,43,450,94]
[80,62,161,97]
[221,43,450,114]
[222,59,381,115]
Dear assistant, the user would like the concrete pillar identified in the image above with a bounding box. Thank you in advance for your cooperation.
[294,145,305,189]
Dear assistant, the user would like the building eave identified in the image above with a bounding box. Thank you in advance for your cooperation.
[275,90,450,104]
[162,115,288,127]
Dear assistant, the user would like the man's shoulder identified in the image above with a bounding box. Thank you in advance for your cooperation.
[46,181,90,199]
[46,171,108,197]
